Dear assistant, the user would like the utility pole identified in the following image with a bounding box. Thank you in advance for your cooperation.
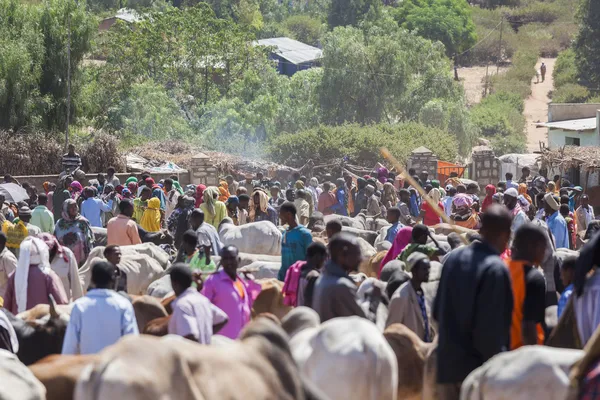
[497,17,503,74]
[65,0,71,151]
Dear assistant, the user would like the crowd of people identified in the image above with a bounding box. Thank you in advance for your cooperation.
[2,147,600,400]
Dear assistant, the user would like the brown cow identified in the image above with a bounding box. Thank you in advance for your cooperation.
[383,323,435,400]
[29,354,99,400]
[251,279,292,320]
[143,315,171,337]
[130,295,168,332]
[75,323,319,400]
[360,250,387,277]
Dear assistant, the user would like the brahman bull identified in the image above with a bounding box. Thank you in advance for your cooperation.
[0,349,46,399]
[75,322,320,400]
[29,354,100,400]
[219,219,282,255]
[3,297,69,366]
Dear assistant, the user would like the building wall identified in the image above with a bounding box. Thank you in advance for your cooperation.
[549,103,600,122]
[13,172,191,191]
[547,128,599,149]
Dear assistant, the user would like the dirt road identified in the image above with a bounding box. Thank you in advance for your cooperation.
[458,65,508,106]
[525,58,555,152]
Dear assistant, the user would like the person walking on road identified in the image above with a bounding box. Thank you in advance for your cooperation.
[540,63,547,83]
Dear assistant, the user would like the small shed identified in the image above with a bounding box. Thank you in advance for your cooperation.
[254,37,322,76]
[99,8,142,31]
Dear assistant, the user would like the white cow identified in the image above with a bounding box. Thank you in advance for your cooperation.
[461,346,583,400]
[219,221,282,256]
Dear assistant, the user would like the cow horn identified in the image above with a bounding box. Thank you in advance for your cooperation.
[48,294,59,319]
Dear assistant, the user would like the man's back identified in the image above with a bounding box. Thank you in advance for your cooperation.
[433,241,513,384]
[107,215,141,246]
[169,288,228,344]
[312,262,365,322]
[62,289,138,355]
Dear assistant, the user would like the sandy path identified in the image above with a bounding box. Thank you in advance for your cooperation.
[458,65,509,106]
[525,58,555,152]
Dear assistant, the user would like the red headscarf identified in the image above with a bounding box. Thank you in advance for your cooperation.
[481,184,496,212]
[195,184,206,208]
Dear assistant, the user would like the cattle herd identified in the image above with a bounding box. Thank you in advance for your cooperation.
[0,208,598,400]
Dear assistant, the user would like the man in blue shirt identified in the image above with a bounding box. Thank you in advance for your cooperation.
[544,193,569,249]
[385,207,403,243]
[278,202,313,281]
[330,178,348,216]
[62,261,138,355]
[81,187,115,227]
[557,255,576,318]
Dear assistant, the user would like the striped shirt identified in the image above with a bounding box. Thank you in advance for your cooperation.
[61,153,82,172]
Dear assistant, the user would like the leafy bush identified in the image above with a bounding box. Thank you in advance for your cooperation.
[268,123,458,167]
[392,0,477,56]
[507,2,561,25]
[551,84,590,103]
[553,49,578,88]
[282,15,324,47]
[490,132,527,155]
[479,91,525,113]
[471,100,525,137]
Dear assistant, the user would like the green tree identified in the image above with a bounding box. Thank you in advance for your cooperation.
[574,0,600,88]
[319,25,460,124]
[39,0,95,130]
[392,0,477,57]
[282,15,324,46]
[0,0,45,130]
[327,0,379,29]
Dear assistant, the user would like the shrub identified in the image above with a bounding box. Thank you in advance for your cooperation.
[490,132,527,155]
[282,15,324,47]
[551,84,590,103]
[268,123,458,167]
[553,49,578,88]
[471,100,525,137]
[479,91,525,113]
[507,2,561,25]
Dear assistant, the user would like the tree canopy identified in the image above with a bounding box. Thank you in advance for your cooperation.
[392,0,477,57]
[574,0,600,88]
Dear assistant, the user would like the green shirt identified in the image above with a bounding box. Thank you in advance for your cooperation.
[397,243,437,262]
[30,205,55,234]
[187,251,216,273]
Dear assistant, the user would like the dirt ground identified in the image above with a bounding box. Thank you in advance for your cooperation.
[525,58,555,152]
[458,65,509,106]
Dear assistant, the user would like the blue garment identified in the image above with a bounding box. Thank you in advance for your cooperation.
[255,205,279,226]
[569,195,576,213]
[506,180,518,190]
[557,284,573,318]
[385,222,402,243]
[152,188,166,211]
[278,225,313,281]
[330,188,348,216]
[416,289,431,342]
[547,211,570,249]
[442,196,454,217]
[62,289,139,355]
[80,197,113,228]
[409,193,420,217]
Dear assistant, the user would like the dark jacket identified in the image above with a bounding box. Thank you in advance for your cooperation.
[312,261,365,322]
[433,240,513,384]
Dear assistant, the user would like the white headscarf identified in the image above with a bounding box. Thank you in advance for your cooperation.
[15,237,50,313]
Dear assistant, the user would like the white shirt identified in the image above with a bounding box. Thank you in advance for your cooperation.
[575,269,600,346]
[50,247,84,301]
[62,289,139,355]
[576,205,595,233]
[168,287,228,344]
[0,248,17,299]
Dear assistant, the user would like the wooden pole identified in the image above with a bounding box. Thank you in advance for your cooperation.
[380,148,470,245]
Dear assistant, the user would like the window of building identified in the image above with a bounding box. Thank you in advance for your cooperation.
[565,137,581,146]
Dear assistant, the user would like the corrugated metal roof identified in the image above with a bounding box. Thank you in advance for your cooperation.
[255,37,322,65]
[115,8,142,23]
[536,117,597,132]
